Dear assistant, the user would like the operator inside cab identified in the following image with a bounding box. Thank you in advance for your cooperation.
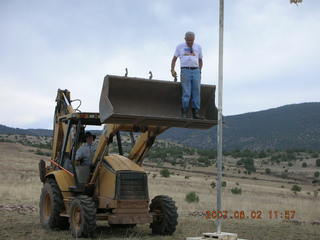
[75,131,97,168]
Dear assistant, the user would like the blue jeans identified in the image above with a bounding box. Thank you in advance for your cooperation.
[180,68,201,110]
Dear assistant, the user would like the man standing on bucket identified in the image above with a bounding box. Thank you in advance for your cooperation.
[171,31,203,119]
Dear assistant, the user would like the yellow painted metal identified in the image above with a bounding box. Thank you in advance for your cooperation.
[92,124,121,165]
[94,155,146,209]
[95,164,117,208]
[51,121,63,160]
[105,154,145,172]
[51,89,75,162]
[46,170,75,198]
[128,126,167,165]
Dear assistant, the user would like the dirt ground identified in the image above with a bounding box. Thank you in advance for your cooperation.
[1,211,320,240]
[0,141,319,239]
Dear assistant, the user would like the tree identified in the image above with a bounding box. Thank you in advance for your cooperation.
[231,187,242,195]
[265,168,271,174]
[244,158,256,173]
[237,157,256,174]
[197,156,210,167]
[302,162,307,168]
[291,185,301,195]
[210,181,216,189]
[316,159,320,167]
[314,171,320,178]
[160,169,170,178]
[185,192,199,203]
[258,151,267,158]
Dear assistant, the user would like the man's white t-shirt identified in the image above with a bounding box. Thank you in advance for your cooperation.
[174,42,203,68]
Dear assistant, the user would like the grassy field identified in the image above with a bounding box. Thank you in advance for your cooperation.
[0,140,320,240]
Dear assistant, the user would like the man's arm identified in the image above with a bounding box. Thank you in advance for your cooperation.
[199,45,203,72]
[199,58,203,72]
[75,147,83,164]
[171,56,178,78]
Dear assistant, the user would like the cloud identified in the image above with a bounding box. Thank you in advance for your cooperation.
[0,79,53,126]
[222,0,320,84]
[0,0,319,128]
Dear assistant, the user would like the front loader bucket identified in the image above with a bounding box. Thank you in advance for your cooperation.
[99,75,218,129]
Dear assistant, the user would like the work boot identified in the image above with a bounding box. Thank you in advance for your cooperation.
[181,108,188,118]
[192,108,203,119]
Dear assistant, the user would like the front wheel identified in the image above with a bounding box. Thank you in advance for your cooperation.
[69,195,96,238]
[149,195,178,235]
[39,178,69,230]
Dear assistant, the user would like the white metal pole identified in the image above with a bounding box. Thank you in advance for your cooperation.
[216,0,224,234]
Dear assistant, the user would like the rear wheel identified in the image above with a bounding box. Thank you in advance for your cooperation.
[39,178,69,230]
[149,195,178,235]
[69,195,96,238]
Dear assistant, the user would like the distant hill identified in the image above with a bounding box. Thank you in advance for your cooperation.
[1,102,320,150]
[0,125,52,137]
[160,102,320,150]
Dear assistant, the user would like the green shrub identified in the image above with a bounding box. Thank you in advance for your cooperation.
[35,149,51,157]
[302,162,307,168]
[316,159,320,167]
[265,168,271,174]
[160,168,170,178]
[210,181,216,189]
[222,181,227,187]
[185,192,199,203]
[231,187,242,195]
[258,151,267,158]
[239,157,256,173]
[314,171,320,178]
[197,156,211,167]
[281,172,288,179]
[291,185,302,195]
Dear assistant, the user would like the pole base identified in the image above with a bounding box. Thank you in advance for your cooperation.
[186,232,248,240]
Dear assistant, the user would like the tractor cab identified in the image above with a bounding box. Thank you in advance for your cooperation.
[53,112,102,193]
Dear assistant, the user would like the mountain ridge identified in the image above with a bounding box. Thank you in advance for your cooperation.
[1,102,320,150]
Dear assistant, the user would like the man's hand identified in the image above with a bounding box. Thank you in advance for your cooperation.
[171,69,177,78]
[171,56,178,79]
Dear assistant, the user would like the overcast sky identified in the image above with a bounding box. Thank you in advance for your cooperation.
[0,0,319,129]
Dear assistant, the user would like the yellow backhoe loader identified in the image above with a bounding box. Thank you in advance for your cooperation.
[38,75,218,237]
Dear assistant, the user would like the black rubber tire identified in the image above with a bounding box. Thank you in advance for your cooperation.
[39,178,69,230]
[69,195,96,238]
[38,160,46,183]
[149,195,178,235]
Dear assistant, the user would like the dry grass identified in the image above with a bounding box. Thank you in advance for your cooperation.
[0,141,319,239]
[147,170,320,222]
